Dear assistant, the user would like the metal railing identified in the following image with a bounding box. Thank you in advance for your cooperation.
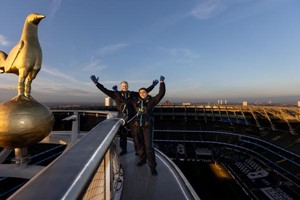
[4,109,202,200]
[8,114,125,200]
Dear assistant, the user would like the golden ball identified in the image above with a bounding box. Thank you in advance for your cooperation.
[0,98,54,148]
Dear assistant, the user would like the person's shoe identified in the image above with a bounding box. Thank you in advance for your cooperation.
[136,159,147,167]
[151,169,158,176]
[119,150,127,156]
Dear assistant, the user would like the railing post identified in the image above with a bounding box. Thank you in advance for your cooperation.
[71,111,79,144]
[105,149,111,200]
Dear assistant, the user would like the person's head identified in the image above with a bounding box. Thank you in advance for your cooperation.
[120,81,128,92]
[139,88,148,99]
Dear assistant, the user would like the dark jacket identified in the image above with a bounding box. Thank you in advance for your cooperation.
[95,82,155,119]
[134,82,165,126]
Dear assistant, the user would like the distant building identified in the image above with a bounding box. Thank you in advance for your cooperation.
[105,97,112,106]
[216,99,228,105]
[163,100,171,105]
[242,101,248,106]
[182,102,191,106]
[298,101,300,107]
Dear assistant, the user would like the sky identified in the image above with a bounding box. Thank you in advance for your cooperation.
[0,0,299,105]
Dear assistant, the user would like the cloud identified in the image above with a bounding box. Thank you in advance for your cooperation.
[32,67,96,99]
[0,35,10,46]
[189,0,226,20]
[82,57,107,72]
[189,0,289,24]
[160,47,199,64]
[98,43,129,55]
[42,66,78,82]
[49,0,62,19]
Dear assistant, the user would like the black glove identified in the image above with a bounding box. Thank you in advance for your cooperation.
[112,85,118,91]
[160,75,165,82]
[152,79,159,86]
[90,75,99,84]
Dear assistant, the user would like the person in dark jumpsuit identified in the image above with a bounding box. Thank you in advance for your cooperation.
[90,75,158,156]
[115,75,165,175]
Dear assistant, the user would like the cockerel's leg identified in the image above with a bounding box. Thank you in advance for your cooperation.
[25,70,39,101]
[17,78,25,97]
[24,82,31,97]
[17,69,28,98]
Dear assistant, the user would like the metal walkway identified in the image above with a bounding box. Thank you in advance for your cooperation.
[119,140,199,200]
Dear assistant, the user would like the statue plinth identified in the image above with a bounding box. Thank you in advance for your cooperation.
[0,97,54,148]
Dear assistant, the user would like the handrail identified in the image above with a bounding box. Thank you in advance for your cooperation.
[8,117,125,200]
[155,148,200,200]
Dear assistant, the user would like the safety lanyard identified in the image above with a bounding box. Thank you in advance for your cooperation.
[139,100,144,126]
[121,92,129,115]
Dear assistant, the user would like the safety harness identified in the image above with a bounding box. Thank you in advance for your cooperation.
[120,91,130,115]
[135,97,151,127]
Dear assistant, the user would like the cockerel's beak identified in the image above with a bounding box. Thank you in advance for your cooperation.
[33,14,45,25]
[38,14,45,20]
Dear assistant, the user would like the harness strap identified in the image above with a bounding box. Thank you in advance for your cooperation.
[139,100,144,126]
[121,103,127,114]
[126,113,138,124]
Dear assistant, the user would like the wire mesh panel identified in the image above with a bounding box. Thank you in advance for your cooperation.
[82,158,106,200]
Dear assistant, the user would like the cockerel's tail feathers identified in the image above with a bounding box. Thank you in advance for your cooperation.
[0,50,7,59]
[0,50,7,73]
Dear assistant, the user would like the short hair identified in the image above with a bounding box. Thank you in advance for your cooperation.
[120,81,128,85]
[139,87,147,92]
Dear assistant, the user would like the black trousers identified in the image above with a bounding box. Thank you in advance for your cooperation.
[119,126,128,152]
[119,121,137,152]
[133,122,157,170]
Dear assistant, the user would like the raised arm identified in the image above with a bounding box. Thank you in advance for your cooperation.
[129,79,158,98]
[90,75,115,98]
[153,76,166,105]
[146,79,159,93]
